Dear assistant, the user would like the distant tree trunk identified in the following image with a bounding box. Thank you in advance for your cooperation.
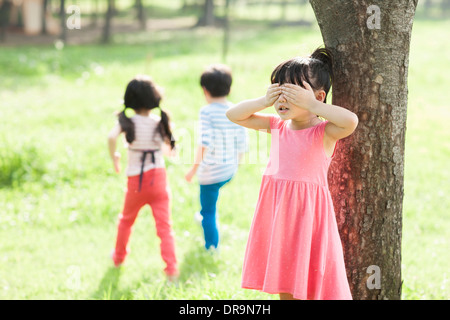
[0,0,12,42]
[222,0,231,62]
[441,0,450,16]
[136,0,146,30]
[309,0,418,300]
[198,0,215,26]
[280,0,288,21]
[60,0,66,42]
[102,0,114,43]
[91,0,99,27]
[42,0,48,34]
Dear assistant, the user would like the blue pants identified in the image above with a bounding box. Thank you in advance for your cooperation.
[199,178,231,250]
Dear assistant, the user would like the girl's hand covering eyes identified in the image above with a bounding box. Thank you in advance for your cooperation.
[282,82,316,110]
[265,83,282,107]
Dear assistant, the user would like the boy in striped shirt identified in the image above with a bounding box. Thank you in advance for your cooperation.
[185,64,247,251]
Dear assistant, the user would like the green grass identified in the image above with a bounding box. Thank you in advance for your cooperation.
[0,15,449,299]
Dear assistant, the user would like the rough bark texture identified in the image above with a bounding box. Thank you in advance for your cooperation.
[309,0,417,300]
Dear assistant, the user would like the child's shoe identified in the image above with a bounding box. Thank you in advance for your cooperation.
[194,211,203,225]
[110,250,123,268]
[166,273,179,283]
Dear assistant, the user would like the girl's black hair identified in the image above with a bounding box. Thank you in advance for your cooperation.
[118,75,175,149]
[271,47,334,103]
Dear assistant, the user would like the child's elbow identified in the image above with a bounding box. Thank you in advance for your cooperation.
[348,112,359,133]
[108,132,119,145]
[225,109,233,121]
[226,109,239,123]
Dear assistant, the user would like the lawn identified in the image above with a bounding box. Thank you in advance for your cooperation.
[0,10,449,299]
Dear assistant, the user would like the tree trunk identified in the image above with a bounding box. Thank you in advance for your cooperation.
[222,0,231,62]
[92,0,99,27]
[136,0,146,30]
[0,0,12,42]
[42,0,48,34]
[102,0,114,43]
[60,0,66,42]
[309,0,418,300]
[198,0,215,26]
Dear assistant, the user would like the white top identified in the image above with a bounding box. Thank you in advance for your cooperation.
[197,102,248,185]
[113,114,165,176]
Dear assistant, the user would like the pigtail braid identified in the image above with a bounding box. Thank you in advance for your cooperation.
[157,107,175,150]
[118,107,135,144]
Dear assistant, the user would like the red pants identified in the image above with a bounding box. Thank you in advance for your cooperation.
[112,168,178,275]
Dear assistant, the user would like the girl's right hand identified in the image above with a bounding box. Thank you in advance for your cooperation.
[185,167,196,183]
[113,151,121,173]
[264,83,281,107]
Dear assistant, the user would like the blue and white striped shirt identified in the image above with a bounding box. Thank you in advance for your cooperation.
[197,102,248,185]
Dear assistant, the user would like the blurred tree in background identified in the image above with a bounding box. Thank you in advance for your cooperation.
[0,0,447,45]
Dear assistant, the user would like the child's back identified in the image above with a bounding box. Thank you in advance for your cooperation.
[197,101,247,185]
[125,113,165,177]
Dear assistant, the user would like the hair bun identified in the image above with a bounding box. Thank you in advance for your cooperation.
[310,47,334,82]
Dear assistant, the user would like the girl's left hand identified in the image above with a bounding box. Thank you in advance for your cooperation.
[281,82,316,110]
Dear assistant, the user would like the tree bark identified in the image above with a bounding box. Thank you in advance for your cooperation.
[309,0,417,300]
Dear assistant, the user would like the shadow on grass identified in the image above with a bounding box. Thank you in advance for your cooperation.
[178,245,220,283]
[91,266,134,300]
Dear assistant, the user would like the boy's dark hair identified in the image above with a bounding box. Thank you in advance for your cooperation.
[200,64,232,97]
[118,75,175,149]
[271,47,334,103]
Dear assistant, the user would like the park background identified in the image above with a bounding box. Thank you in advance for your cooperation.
[0,0,448,299]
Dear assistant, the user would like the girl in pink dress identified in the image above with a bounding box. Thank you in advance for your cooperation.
[226,48,358,300]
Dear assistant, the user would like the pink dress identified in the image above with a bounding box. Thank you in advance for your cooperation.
[241,116,352,300]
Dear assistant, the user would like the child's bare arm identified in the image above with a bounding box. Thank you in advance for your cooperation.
[282,82,358,140]
[226,84,281,131]
[108,123,122,173]
[185,145,207,183]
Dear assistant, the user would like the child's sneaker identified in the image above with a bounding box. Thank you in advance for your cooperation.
[166,273,179,284]
[110,250,123,268]
[194,211,203,225]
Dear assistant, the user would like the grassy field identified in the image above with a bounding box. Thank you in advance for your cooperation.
[0,8,449,299]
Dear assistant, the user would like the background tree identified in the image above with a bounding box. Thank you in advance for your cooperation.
[0,0,12,42]
[197,0,215,26]
[136,0,146,30]
[91,0,100,27]
[309,0,418,299]
[41,0,48,35]
[102,0,114,43]
[60,0,66,42]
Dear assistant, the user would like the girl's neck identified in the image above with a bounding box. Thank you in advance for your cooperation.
[289,115,321,130]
